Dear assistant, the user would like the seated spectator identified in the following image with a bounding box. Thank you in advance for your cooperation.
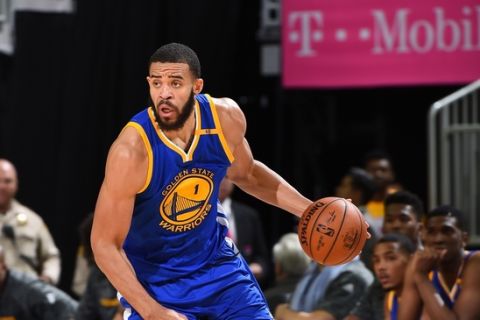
[71,244,91,297]
[373,233,415,320]
[75,212,123,320]
[0,158,61,284]
[275,257,373,320]
[344,233,414,320]
[263,233,311,312]
[363,150,402,236]
[383,190,424,249]
[0,245,77,319]
[399,205,480,320]
[335,167,377,270]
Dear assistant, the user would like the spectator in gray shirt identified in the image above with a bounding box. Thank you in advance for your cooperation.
[0,245,77,319]
[275,258,373,320]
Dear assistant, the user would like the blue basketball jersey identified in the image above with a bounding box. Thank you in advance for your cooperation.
[429,250,477,309]
[386,290,399,320]
[123,94,234,285]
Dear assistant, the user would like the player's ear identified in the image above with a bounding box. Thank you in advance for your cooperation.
[417,222,425,243]
[461,231,469,248]
[193,78,204,94]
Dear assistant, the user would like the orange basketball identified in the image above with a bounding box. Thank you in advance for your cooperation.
[298,197,368,266]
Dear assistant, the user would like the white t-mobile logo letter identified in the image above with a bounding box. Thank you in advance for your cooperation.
[288,11,324,57]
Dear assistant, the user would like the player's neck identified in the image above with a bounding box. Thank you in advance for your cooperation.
[439,254,464,287]
[163,111,196,150]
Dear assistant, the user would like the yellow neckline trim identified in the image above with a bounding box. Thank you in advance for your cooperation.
[436,270,462,301]
[147,102,201,163]
[386,290,395,311]
[124,122,153,193]
[205,94,235,163]
[430,249,468,302]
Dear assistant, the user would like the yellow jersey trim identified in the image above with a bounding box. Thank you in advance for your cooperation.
[147,104,201,163]
[100,298,120,307]
[187,101,202,161]
[386,290,395,311]
[436,269,462,301]
[206,94,235,163]
[125,122,153,193]
[196,128,220,135]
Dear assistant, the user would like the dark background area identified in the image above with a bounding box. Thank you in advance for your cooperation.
[0,1,465,292]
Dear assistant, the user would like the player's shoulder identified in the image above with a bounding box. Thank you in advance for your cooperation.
[467,250,480,265]
[210,96,245,125]
[210,96,240,110]
[108,126,147,164]
[463,250,480,279]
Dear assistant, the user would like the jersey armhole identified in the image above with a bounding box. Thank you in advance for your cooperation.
[123,122,153,194]
[205,94,235,164]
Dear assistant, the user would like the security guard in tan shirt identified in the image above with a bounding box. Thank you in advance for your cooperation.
[0,159,61,284]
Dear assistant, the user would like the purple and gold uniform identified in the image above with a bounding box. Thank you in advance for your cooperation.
[428,250,477,310]
[118,94,272,319]
[387,251,478,320]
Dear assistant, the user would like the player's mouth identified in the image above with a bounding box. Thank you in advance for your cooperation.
[158,104,177,117]
[377,274,391,286]
[432,246,448,255]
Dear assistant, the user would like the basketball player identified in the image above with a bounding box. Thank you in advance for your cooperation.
[91,43,316,320]
[372,233,415,320]
[398,206,480,320]
[383,191,424,249]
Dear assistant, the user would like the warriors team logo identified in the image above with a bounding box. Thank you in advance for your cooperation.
[159,169,214,232]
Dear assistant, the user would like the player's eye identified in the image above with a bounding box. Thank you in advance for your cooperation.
[386,254,397,261]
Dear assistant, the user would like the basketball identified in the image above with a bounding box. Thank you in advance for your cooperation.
[298,197,368,266]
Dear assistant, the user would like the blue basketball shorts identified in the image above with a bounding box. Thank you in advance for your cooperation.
[119,239,273,319]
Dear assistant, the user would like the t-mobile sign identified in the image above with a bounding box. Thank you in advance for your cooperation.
[283,0,480,88]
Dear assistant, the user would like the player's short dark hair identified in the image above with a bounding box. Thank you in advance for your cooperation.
[427,205,466,231]
[375,233,416,255]
[363,149,393,167]
[384,190,424,221]
[149,43,201,78]
[348,167,376,204]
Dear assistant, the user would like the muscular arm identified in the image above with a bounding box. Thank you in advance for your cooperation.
[216,98,312,217]
[397,258,423,320]
[91,127,185,320]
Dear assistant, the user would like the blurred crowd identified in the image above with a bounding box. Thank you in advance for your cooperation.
[0,150,478,319]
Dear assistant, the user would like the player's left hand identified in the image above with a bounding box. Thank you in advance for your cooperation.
[412,247,445,276]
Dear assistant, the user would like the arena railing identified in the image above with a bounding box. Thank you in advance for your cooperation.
[428,79,480,245]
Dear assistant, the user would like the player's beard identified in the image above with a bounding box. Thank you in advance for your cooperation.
[150,90,195,131]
